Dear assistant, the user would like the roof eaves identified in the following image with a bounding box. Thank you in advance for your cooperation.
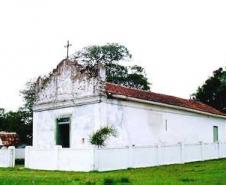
[108,94,226,119]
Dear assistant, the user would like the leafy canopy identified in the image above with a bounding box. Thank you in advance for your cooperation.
[192,67,226,113]
[73,43,131,66]
[73,43,151,90]
[0,109,32,145]
[20,81,36,114]
[0,81,35,145]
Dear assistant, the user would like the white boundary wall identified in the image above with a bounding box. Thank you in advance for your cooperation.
[15,149,25,159]
[25,146,94,171]
[25,142,226,171]
[0,147,15,168]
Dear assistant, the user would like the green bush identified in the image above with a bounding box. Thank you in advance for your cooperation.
[90,126,117,148]
[120,177,129,183]
[81,179,96,185]
[104,178,114,185]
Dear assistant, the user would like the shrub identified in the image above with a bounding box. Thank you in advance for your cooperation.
[81,179,96,185]
[90,126,117,148]
[120,177,129,183]
[104,178,114,185]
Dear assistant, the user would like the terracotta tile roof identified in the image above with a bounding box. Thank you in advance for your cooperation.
[0,132,19,146]
[105,83,225,117]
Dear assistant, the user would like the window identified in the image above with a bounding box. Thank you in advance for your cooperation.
[165,120,168,132]
[213,126,218,142]
[56,117,70,148]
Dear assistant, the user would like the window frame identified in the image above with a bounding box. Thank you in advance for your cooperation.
[213,126,219,143]
[55,115,71,148]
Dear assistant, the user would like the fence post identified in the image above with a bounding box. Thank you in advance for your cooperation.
[126,146,135,168]
[56,145,62,170]
[25,146,31,168]
[93,147,95,171]
[180,142,184,163]
[200,141,204,161]
[156,144,161,165]
[8,146,15,167]
[217,142,221,159]
[221,142,226,158]
[92,146,98,171]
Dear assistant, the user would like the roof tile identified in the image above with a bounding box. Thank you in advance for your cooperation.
[105,83,225,116]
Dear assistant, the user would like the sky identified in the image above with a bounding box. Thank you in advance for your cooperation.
[0,0,226,111]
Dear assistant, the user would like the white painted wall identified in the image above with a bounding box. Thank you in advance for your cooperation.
[25,142,226,171]
[102,99,226,146]
[0,147,15,168]
[32,97,226,156]
[33,103,100,148]
[15,149,25,159]
[25,146,94,171]
[31,95,226,171]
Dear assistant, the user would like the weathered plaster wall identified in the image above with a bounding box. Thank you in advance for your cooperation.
[33,97,226,149]
[103,99,226,146]
[35,60,102,105]
[33,103,100,148]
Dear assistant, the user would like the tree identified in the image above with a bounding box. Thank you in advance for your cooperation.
[192,67,226,113]
[0,108,6,131]
[0,109,32,145]
[18,80,36,144]
[20,81,36,114]
[73,43,151,90]
[106,63,150,90]
[0,81,36,145]
[73,43,131,67]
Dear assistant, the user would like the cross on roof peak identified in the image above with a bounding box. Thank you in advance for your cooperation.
[64,40,72,59]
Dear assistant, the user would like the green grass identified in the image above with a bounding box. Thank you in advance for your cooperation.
[1,158,226,185]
